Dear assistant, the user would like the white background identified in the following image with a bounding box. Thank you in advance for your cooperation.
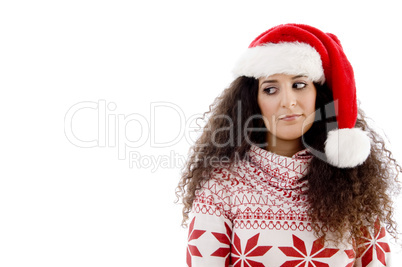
[1,0,401,266]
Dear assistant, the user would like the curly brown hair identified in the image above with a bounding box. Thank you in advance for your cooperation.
[176,76,401,244]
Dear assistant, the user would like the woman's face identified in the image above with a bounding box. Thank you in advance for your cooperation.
[258,73,317,142]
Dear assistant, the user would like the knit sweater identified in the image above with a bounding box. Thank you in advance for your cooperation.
[186,145,391,267]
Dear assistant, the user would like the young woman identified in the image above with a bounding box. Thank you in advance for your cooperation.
[177,24,400,267]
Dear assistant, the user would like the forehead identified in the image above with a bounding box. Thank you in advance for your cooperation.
[259,74,310,83]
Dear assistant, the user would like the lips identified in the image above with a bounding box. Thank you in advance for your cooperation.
[279,114,302,121]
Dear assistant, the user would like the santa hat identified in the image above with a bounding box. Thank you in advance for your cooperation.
[233,23,371,168]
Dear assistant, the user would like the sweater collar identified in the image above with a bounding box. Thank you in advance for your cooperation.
[248,145,313,189]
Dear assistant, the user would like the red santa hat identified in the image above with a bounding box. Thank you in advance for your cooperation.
[233,23,371,168]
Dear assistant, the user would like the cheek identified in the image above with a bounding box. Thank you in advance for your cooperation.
[258,95,277,130]
[301,90,317,130]
[303,89,317,114]
[259,102,275,117]
[258,94,277,116]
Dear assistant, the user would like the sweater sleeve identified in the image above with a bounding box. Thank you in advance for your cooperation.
[353,219,392,267]
[186,179,233,267]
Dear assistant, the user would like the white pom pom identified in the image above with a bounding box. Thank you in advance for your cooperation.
[324,128,371,168]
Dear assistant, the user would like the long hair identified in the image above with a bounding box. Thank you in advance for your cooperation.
[176,76,401,243]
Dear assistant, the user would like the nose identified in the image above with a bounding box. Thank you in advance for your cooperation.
[281,86,297,108]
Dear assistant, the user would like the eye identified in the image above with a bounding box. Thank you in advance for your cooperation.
[263,87,278,95]
[293,82,307,90]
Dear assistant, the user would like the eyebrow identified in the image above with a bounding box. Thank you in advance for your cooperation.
[260,75,308,84]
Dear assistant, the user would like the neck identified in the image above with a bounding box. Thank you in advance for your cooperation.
[266,134,304,157]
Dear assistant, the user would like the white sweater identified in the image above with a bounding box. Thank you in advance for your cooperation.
[187,145,391,267]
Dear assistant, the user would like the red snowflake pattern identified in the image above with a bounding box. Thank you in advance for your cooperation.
[211,222,232,266]
[356,219,391,266]
[231,233,272,267]
[279,235,339,267]
[344,249,356,267]
[187,217,206,267]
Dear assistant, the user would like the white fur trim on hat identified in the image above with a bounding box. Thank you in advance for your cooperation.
[324,128,371,168]
[232,42,325,83]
